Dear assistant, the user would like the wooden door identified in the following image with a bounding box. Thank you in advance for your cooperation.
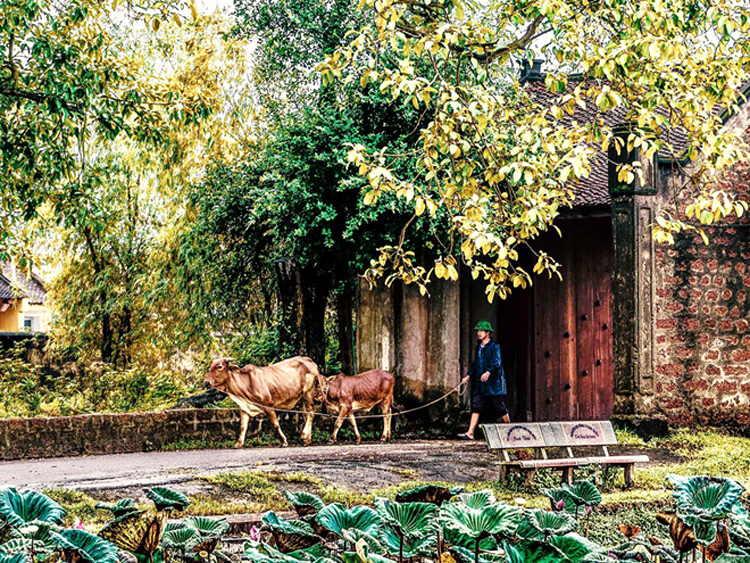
[532,217,614,421]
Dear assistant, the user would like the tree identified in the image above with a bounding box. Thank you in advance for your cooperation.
[36,8,253,365]
[319,0,750,301]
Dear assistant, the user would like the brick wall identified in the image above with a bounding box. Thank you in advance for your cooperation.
[652,126,750,425]
[0,409,241,460]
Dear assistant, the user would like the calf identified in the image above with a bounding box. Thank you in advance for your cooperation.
[316,370,395,444]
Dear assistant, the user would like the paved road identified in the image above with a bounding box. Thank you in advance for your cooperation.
[0,440,497,491]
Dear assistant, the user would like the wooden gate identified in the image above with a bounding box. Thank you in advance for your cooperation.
[532,217,614,421]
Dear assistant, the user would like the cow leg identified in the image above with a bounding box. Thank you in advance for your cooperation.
[265,409,288,447]
[300,394,314,447]
[235,410,250,448]
[330,405,351,444]
[380,399,392,442]
[348,414,361,444]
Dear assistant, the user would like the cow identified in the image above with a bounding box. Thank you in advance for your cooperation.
[205,356,319,448]
[315,369,395,444]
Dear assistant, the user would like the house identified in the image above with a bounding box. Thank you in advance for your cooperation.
[355,63,750,426]
[0,263,50,333]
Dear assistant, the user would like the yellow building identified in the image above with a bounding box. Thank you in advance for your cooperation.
[0,264,49,333]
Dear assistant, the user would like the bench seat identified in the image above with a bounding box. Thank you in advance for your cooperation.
[479,420,649,487]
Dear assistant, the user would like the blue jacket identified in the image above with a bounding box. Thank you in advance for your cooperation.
[468,339,506,396]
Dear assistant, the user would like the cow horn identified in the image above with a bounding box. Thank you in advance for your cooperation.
[225,357,236,363]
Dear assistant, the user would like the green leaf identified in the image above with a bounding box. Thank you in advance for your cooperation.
[666,474,745,521]
[394,484,462,505]
[316,504,381,538]
[262,511,320,553]
[456,490,496,509]
[516,509,576,540]
[284,492,326,518]
[0,489,66,529]
[51,529,120,563]
[550,533,602,563]
[440,501,519,542]
[160,527,199,550]
[144,487,190,512]
[96,499,137,519]
[513,538,572,562]
[181,516,230,539]
[375,497,437,540]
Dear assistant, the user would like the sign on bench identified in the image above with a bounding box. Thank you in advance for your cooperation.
[479,420,648,487]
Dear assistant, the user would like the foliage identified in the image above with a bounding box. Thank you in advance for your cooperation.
[0,489,66,529]
[543,480,602,518]
[320,0,750,300]
[51,529,119,563]
[143,488,190,513]
[0,356,199,418]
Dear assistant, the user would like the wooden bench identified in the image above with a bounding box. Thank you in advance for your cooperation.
[479,420,649,487]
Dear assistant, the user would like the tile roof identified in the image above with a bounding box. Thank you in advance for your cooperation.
[0,264,47,304]
[522,75,750,208]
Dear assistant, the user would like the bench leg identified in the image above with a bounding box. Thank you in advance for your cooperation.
[498,464,507,484]
[561,467,574,485]
[523,469,536,487]
[623,464,635,488]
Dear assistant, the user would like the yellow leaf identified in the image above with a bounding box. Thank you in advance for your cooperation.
[415,198,425,216]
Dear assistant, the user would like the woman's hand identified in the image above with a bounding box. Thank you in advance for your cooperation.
[462,375,470,385]
[480,371,490,382]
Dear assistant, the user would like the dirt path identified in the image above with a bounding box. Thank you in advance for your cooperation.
[0,440,499,492]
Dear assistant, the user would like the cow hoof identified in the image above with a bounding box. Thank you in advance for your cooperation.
[328,439,337,445]
[233,442,243,449]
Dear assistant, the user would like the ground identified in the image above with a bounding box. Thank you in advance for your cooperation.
[2,428,746,561]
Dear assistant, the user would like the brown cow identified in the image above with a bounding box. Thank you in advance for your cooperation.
[205,356,319,447]
[316,369,395,444]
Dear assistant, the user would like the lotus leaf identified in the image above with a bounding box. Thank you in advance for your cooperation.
[715,556,750,563]
[515,509,576,541]
[666,474,745,521]
[0,490,65,529]
[449,545,506,563]
[395,484,462,506]
[511,538,572,563]
[244,541,335,563]
[160,527,198,550]
[98,509,167,556]
[455,491,496,509]
[378,525,435,558]
[440,501,519,542]
[284,492,326,518]
[0,536,57,561]
[376,498,437,539]
[143,488,190,512]
[52,529,120,563]
[543,481,601,518]
[549,533,603,563]
[181,516,230,539]
[340,529,386,554]
[96,499,137,519]
[262,511,320,553]
[316,504,381,537]
[0,555,27,563]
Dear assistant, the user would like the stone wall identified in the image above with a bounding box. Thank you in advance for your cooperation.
[650,122,750,425]
[0,409,241,460]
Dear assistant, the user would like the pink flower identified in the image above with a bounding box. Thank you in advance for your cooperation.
[74,519,85,531]
[555,499,565,510]
[586,505,593,515]
[248,525,261,542]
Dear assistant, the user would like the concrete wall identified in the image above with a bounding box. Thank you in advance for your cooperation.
[0,409,241,460]
[356,276,463,430]
[0,299,21,332]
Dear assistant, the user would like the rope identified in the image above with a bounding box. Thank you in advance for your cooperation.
[238,381,468,420]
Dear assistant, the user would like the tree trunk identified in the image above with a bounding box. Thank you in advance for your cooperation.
[337,289,355,374]
[101,307,113,364]
[300,268,330,372]
[274,257,303,356]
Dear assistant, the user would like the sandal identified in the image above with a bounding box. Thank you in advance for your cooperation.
[457,433,474,441]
